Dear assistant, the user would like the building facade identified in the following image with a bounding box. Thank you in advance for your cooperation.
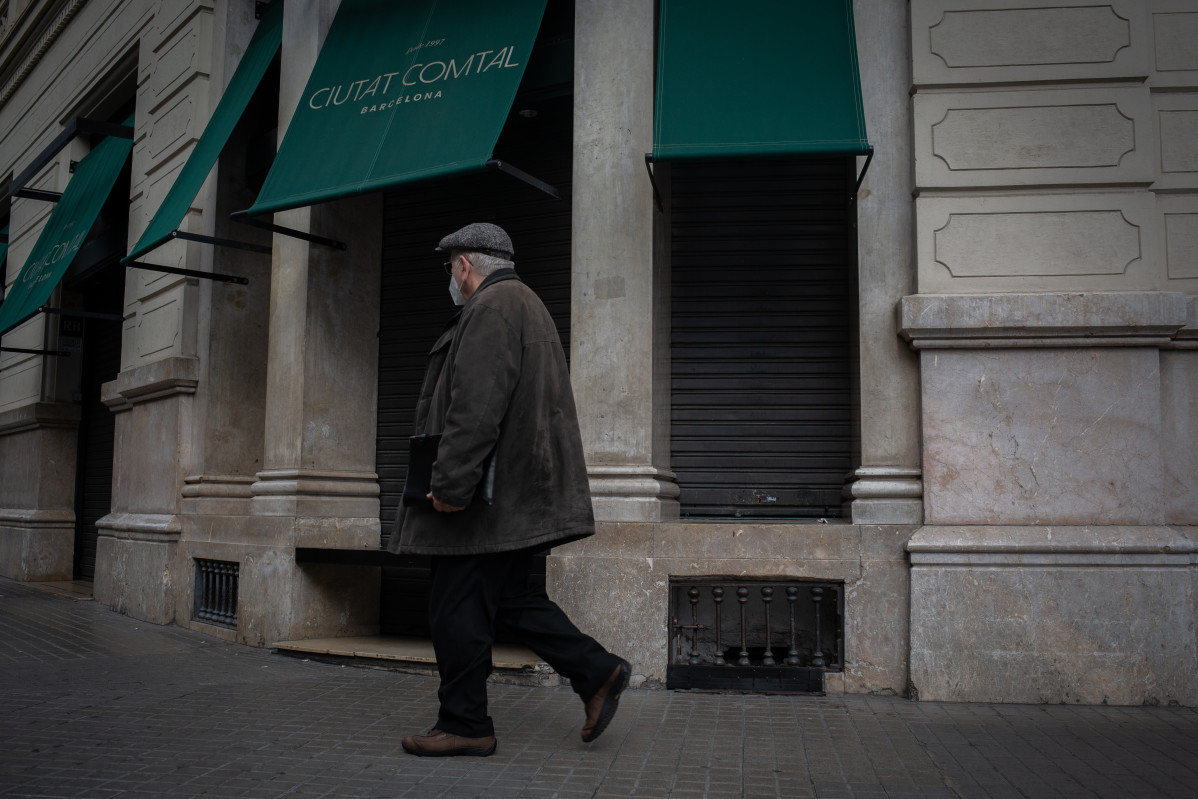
[0,0,1194,705]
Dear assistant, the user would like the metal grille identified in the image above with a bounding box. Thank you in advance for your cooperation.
[668,578,842,692]
[193,559,239,628]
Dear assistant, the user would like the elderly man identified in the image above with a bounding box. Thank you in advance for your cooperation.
[390,222,630,757]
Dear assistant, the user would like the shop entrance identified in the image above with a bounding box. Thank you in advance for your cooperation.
[62,112,132,582]
[65,258,124,581]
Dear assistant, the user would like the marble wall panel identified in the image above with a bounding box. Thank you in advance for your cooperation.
[135,290,184,360]
[147,90,204,164]
[909,558,1197,705]
[0,356,41,412]
[1165,213,1198,280]
[921,348,1164,525]
[1161,350,1198,523]
[1150,1,1198,87]
[912,0,1149,87]
[917,192,1162,292]
[915,88,1151,188]
[145,9,211,112]
[1159,194,1198,292]
[1153,92,1198,191]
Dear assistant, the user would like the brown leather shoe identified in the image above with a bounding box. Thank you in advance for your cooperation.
[401,728,497,757]
[581,659,631,742]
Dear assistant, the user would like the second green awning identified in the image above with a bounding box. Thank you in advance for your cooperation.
[0,121,134,335]
[124,0,283,262]
[653,0,869,161]
[247,0,546,217]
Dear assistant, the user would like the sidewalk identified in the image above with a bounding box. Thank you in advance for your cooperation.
[1,576,1195,799]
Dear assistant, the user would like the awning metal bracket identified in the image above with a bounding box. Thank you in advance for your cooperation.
[125,261,249,286]
[485,159,563,201]
[229,210,347,250]
[852,146,875,205]
[644,154,664,213]
[6,117,134,202]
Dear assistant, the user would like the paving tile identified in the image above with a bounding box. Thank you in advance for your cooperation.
[3,576,1198,799]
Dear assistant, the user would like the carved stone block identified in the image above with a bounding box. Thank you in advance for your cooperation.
[920,347,1164,525]
[912,1,1149,87]
[1150,2,1198,87]
[915,88,1151,188]
[917,192,1161,292]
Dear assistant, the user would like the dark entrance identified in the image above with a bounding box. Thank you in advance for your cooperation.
[670,158,857,519]
[67,260,123,581]
[64,121,131,582]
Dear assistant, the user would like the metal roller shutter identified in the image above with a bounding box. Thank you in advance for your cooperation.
[670,158,856,519]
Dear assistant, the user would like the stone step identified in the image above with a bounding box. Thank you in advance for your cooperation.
[272,635,562,687]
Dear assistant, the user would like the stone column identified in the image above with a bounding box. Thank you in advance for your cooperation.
[846,0,924,524]
[571,0,678,522]
[251,0,381,533]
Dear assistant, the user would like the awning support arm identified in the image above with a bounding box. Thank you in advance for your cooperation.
[13,188,62,203]
[852,146,875,204]
[125,261,249,286]
[38,307,124,322]
[486,160,563,201]
[169,230,272,255]
[0,346,70,357]
[7,118,134,200]
[644,154,664,213]
[229,210,347,250]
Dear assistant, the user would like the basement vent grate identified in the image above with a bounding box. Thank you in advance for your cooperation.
[668,578,843,693]
[193,559,239,629]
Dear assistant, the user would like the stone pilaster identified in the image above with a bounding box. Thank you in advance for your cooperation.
[0,403,80,581]
[205,0,384,648]
[847,0,924,525]
[570,0,678,522]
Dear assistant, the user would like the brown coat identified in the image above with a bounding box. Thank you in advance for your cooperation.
[388,270,595,555]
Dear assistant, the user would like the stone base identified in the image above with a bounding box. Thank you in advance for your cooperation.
[908,525,1198,706]
[0,512,75,581]
[94,514,181,625]
[549,521,915,694]
[850,498,924,525]
[176,515,381,647]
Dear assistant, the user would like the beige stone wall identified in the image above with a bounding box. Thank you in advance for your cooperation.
[911,0,1198,295]
[905,0,1198,704]
[0,0,202,587]
[551,522,913,694]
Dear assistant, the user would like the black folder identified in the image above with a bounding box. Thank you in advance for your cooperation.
[402,433,496,507]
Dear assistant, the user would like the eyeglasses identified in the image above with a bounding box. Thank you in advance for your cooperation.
[442,258,456,275]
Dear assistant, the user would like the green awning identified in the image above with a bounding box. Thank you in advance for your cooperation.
[0,120,133,335]
[124,0,283,263]
[653,0,869,161]
[247,0,546,216]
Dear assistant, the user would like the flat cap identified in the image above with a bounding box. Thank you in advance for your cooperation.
[435,222,514,259]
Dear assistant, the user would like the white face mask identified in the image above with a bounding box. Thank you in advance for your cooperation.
[448,274,466,306]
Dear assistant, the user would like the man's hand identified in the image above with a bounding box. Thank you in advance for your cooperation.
[428,492,465,512]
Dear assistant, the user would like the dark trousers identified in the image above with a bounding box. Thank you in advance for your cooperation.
[428,548,621,738]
